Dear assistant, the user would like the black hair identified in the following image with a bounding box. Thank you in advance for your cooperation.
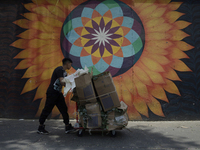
[62,58,73,65]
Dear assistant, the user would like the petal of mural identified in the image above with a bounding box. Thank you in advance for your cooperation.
[147,96,165,117]
[163,79,181,96]
[33,80,50,101]
[150,85,168,102]
[21,77,41,94]
[133,97,149,117]
[170,60,192,72]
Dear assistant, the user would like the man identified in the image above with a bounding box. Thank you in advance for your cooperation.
[37,58,74,134]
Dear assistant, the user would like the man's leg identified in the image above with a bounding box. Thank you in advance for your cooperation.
[56,93,74,133]
[38,93,57,134]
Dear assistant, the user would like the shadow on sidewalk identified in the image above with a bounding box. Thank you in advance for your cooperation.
[0,120,199,150]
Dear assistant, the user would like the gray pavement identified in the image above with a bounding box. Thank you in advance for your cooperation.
[0,119,200,150]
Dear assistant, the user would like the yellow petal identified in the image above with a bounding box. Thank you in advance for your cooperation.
[128,107,143,121]
[174,21,191,29]
[28,39,59,48]
[147,54,170,65]
[32,0,47,5]
[146,40,173,49]
[38,44,60,54]
[150,7,167,18]
[32,6,53,17]
[47,5,66,18]
[147,96,165,117]
[138,61,165,84]
[32,53,53,65]
[34,80,50,101]
[165,11,184,23]
[146,18,165,28]
[145,46,168,55]
[133,97,149,117]
[40,68,54,80]
[31,21,57,32]
[15,59,32,69]
[168,30,189,41]
[13,19,29,29]
[170,60,191,72]
[17,29,39,39]
[175,41,194,51]
[23,13,38,21]
[42,17,63,27]
[43,54,63,68]
[21,77,41,94]
[122,88,133,106]
[146,32,171,40]
[24,3,37,11]
[133,75,149,99]
[133,66,152,86]
[148,23,172,32]
[169,48,189,59]
[38,32,60,40]
[60,0,72,9]
[113,79,122,100]
[139,0,156,10]
[167,2,182,11]
[140,57,165,72]
[22,65,44,78]
[139,5,157,17]
[35,97,46,117]
[46,0,64,8]
[11,39,29,49]
[163,79,180,95]
[163,67,181,81]
[150,85,168,102]
[14,48,37,58]
[157,0,170,4]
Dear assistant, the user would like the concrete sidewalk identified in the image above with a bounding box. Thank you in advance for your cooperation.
[0,119,200,150]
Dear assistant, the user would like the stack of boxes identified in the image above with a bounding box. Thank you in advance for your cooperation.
[72,71,128,130]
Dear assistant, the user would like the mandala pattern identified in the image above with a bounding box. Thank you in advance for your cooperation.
[61,0,145,76]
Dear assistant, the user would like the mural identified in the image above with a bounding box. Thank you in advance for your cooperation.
[0,0,200,120]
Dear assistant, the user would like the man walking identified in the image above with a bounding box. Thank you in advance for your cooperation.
[37,58,74,134]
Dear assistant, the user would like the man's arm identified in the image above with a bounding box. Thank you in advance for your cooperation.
[59,77,66,87]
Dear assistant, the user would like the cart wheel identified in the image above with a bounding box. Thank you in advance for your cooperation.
[77,129,83,137]
[110,130,116,137]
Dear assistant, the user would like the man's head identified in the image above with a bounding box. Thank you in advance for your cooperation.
[62,58,73,70]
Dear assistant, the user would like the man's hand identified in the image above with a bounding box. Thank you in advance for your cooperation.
[59,77,66,87]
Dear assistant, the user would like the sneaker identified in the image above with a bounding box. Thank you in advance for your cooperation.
[37,125,49,135]
[65,124,75,134]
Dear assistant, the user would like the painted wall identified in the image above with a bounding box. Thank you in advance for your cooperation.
[0,0,200,120]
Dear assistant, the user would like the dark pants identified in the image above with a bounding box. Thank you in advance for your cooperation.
[39,92,69,125]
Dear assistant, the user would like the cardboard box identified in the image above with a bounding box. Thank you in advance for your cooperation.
[93,72,120,111]
[85,103,102,128]
[75,73,97,105]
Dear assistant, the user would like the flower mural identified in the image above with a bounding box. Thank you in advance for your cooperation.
[12,0,193,120]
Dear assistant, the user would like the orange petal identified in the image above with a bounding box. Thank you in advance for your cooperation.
[122,88,133,106]
[145,46,168,55]
[21,77,41,94]
[147,23,172,32]
[43,55,63,68]
[149,85,168,102]
[150,7,167,18]
[30,21,58,33]
[170,60,191,72]
[47,5,65,18]
[34,80,50,101]
[22,65,44,78]
[38,32,60,40]
[147,96,165,117]
[146,40,173,49]
[11,39,29,49]
[24,3,37,11]
[127,106,143,120]
[163,79,180,96]
[133,96,149,117]
[139,5,157,17]
[23,13,38,21]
